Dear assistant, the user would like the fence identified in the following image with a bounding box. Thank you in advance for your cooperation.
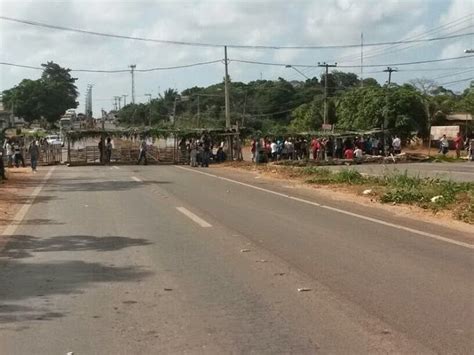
[3,145,63,167]
[67,145,185,165]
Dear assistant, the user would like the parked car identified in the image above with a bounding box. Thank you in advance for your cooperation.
[46,134,63,146]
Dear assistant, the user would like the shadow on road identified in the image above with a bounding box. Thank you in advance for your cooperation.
[47,180,171,193]
[1,235,152,259]
[0,235,153,325]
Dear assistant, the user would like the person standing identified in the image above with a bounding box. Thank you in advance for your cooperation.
[137,140,148,165]
[105,137,113,164]
[29,140,40,173]
[439,134,449,155]
[251,139,256,163]
[270,140,278,161]
[201,133,211,167]
[392,136,401,154]
[454,132,463,159]
[13,142,25,168]
[4,140,13,168]
[189,139,198,167]
[0,145,6,181]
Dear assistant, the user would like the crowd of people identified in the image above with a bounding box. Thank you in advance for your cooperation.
[179,134,243,168]
[0,138,47,178]
[439,132,473,159]
[250,135,405,163]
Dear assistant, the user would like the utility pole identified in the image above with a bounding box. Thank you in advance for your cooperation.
[382,67,397,154]
[85,84,93,119]
[113,96,121,110]
[130,64,136,104]
[360,32,364,87]
[318,62,337,126]
[122,94,128,107]
[224,46,233,160]
[145,93,152,126]
[383,66,397,85]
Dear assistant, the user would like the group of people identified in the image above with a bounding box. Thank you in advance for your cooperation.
[251,135,402,163]
[180,134,221,168]
[179,134,244,168]
[439,133,472,159]
[98,137,114,164]
[1,138,42,175]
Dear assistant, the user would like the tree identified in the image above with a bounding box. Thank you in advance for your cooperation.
[2,79,44,123]
[1,61,78,126]
[290,97,324,131]
[40,62,79,123]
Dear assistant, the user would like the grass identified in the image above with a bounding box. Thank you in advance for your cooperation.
[267,165,473,223]
[224,161,474,223]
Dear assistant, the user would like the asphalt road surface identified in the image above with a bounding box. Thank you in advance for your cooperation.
[0,165,473,354]
[325,161,474,182]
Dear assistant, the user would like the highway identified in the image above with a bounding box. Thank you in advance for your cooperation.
[0,165,473,354]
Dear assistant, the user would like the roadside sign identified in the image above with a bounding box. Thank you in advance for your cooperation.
[322,123,332,130]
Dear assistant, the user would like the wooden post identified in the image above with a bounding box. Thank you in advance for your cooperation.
[67,139,71,164]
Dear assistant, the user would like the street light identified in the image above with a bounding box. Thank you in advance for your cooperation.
[171,95,190,125]
[285,65,310,80]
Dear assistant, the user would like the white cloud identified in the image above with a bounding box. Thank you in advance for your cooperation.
[0,0,471,115]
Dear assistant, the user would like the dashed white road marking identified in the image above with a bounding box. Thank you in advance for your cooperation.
[131,176,142,182]
[2,167,56,237]
[112,166,120,170]
[176,207,212,228]
[176,166,473,250]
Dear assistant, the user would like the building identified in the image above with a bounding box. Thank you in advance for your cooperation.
[445,112,473,136]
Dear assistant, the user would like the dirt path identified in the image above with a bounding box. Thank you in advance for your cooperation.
[0,168,37,235]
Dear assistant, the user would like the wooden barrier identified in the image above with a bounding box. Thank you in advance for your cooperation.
[68,145,181,165]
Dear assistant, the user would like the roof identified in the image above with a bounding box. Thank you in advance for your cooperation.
[446,113,472,121]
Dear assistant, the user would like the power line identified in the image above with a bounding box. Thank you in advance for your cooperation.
[1,15,473,50]
[431,68,474,80]
[0,60,223,73]
[337,14,474,63]
[231,55,474,69]
[438,77,474,86]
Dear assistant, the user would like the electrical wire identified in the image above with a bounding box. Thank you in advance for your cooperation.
[1,15,473,50]
[438,77,474,86]
[0,59,223,73]
[230,55,474,69]
[337,14,473,63]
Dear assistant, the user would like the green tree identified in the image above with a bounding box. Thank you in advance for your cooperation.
[2,61,78,126]
[40,62,79,123]
[2,79,44,123]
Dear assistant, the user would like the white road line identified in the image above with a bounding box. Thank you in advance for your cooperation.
[176,207,212,228]
[131,176,142,182]
[2,167,56,237]
[176,166,474,250]
[113,166,120,170]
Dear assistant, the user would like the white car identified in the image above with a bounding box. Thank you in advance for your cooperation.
[46,135,63,146]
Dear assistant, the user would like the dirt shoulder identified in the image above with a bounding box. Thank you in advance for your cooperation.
[216,162,474,236]
[0,167,37,235]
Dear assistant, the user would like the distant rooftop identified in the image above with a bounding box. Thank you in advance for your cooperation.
[446,113,472,121]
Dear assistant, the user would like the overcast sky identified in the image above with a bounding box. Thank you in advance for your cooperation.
[1,0,473,116]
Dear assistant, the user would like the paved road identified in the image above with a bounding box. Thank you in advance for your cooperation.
[0,165,473,354]
[325,162,474,182]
